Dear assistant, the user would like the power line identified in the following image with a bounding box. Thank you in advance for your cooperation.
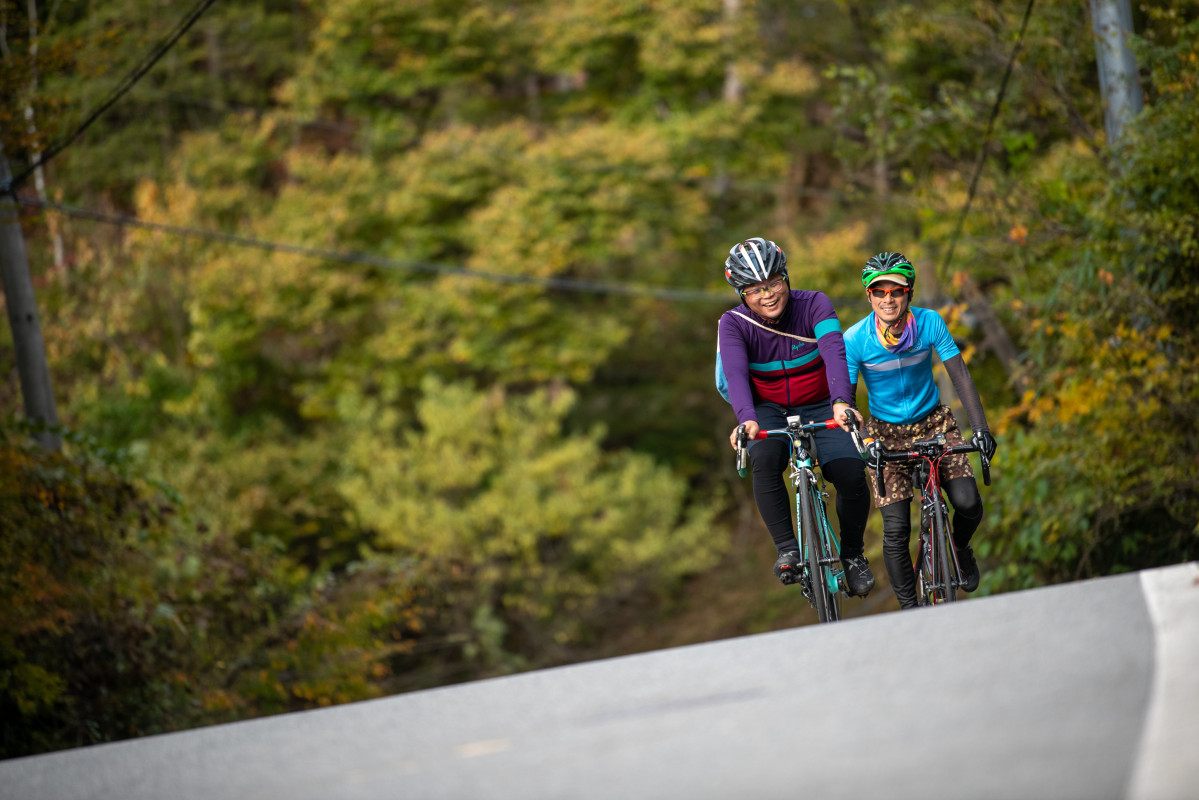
[4,0,221,195]
[18,196,733,303]
[19,194,1015,301]
[937,0,1036,282]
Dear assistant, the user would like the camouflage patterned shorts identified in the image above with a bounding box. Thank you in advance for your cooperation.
[866,404,974,507]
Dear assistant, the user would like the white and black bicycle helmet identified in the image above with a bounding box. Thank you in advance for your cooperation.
[724,237,788,292]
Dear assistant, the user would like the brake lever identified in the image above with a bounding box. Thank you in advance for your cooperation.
[875,451,886,497]
[736,424,748,478]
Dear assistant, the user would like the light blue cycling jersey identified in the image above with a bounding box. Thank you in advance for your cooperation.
[843,306,960,425]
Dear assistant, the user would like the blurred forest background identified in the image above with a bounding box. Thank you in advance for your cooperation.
[2,0,1196,758]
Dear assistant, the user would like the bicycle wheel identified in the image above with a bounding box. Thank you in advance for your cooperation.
[931,499,958,604]
[798,474,837,622]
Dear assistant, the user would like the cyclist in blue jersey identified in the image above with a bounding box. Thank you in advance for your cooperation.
[843,252,998,609]
[717,237,875,596]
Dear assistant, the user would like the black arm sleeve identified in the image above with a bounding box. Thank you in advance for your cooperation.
[943,354,989,433]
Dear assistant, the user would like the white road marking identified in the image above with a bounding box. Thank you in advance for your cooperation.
[455,739,511,759]
[1130,561,1199,800]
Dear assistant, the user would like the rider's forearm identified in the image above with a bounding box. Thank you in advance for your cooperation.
[943,354,989,433]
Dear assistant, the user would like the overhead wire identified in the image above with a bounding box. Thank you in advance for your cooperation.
[17,196,733,303]
[19,193,1011,303]
[4,0,221,195]
[936,0,1037,283]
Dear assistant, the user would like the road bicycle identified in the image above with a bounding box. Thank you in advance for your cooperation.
[735,416,848,623]
[853,431,991,606]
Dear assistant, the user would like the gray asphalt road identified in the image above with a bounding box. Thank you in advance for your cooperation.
[4,562,1197,800]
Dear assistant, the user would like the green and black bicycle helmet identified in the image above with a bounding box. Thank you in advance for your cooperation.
[724,237,788,292]
[861,251,916,289]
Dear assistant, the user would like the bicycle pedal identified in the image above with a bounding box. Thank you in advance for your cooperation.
[778,568,800,586]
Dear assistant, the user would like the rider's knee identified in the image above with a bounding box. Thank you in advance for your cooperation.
[748,438,788,473]
[879,502,912,545]
[958,498,984,521]
[821,457,869,498]
[946,477,983,520]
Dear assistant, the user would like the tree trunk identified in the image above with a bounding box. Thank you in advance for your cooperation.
[712,0,741,202]
[23,0,67,277]
[205,17,225,112]
[1090,0,1142,147]
[722,0,742,104]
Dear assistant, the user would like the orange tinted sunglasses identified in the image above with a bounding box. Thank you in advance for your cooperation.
[868,286,911,299]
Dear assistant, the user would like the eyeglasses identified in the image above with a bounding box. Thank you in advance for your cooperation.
[868,286,911,299]
[742,277,788,298]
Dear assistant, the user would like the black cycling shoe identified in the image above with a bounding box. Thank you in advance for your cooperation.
[841,554,875,597]
[958,545,980,592]
[773,550,802,586]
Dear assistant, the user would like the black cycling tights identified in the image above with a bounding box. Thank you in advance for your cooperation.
[879,476,983,608]
[749,438,870,558]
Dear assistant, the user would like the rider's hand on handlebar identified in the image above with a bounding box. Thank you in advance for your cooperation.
[832,402,863,433]
[865,438,883,464]
[731,420,760,450]
[972,430,997,461]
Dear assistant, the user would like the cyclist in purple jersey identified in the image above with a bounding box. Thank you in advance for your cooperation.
[716,237,875,596]
[843,252,998,608]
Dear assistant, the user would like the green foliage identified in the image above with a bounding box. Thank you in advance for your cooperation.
[338,378,723,661]
[0,378,721,756]
[982,18,1199,587]
[987,309,1199,586]
[0,420,445,755]
[1105,18,1199,296]
[0,424,273,756]
[283,0,538,143]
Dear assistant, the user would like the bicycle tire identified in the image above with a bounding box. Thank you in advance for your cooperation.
[932,498,958,604]
[812,491,841,621]
[799,473,836,623]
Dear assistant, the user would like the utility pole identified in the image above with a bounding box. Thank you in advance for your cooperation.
[1,142,61,450]
[1090,0,1143,146]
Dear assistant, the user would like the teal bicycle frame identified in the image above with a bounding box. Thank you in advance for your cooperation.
[738,415,846,623]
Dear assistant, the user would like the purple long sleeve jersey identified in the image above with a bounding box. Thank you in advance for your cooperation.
[716,289,853,425]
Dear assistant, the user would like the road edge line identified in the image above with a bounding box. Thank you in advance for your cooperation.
[1128,561,1199,800]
